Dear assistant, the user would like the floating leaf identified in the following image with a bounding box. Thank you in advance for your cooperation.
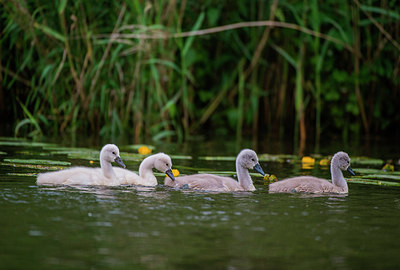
[0,162,67,170]
[348,178,400,187]
[170,155,192,160]
[353,168,400,176]
[44,146,93,152]
[359,174,400,181]
[0,151,6,155]
[7,172,37,177]
[351,157,384,166]
[198,156,236,161]
[3,158,71,166]
[258,154,297,162]
[0,141,56,147]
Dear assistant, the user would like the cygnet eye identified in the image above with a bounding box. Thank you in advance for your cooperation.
[166,163,169,167]
[112,151,116,155]
[251,158,255,162]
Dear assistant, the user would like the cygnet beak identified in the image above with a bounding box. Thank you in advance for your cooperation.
[253,163,265,176]
[114,156,126,168]
[165,169,175,181]
[347,166,355,176]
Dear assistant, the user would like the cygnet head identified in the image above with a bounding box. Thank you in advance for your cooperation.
[332,151,355,176]
[154,153,175,180]
[237,149,265,176]
[100,144,126,168]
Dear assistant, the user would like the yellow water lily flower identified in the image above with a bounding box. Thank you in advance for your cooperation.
[172,169,180,177]
[263,174,278,185]
[319,159,330,166]
[301,156,315,164]
[382,163,394,172]
[166,169,180,178]
[138,146,152,155]
[301,156,315,169]
[89,160,94,164]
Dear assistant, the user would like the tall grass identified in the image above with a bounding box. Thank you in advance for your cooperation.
[1,0,399,147]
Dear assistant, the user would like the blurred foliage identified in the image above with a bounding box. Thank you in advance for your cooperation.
[0,0,399,144]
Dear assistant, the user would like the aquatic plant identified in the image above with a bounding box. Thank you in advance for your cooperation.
[0,0,399,145]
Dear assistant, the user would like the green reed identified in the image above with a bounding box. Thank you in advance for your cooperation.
[1,0,399,145]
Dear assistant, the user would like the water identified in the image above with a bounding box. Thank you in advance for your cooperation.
[1,140,400,269]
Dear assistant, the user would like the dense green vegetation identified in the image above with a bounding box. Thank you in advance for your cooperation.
[1,0,399,146]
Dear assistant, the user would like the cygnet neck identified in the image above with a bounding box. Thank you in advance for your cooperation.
[330,158,348,191]
[236,156,255,191]
[139,155,155,177]
[100,156,116,180]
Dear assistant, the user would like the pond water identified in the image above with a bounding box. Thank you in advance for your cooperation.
[0,138,400,269]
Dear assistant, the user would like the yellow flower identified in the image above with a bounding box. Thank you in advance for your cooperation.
[319,159,330,166]
[89,160,94,164]
[301,156,315,164]
[167,169,180,178]
[263,174,278,185]
[138,146,152,155]
[382,163,394,172]
[301,156,315,169]
[172,169,180,177]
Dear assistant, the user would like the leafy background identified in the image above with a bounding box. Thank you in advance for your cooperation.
[1,0,399,148]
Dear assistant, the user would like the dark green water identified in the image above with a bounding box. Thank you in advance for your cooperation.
[1,140,400,269]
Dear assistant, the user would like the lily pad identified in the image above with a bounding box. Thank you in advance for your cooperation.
[198,156,236,161]
[258,154,286,162]
[0,151,7,155]
[0,137,26,141]
[3,158,71,166]
[351,157,384,166]
[45,146,93,152]
[67,151,100,160]
[170,155,192,160]
[0,162,67,170]
[348,178,400,187]
[359,174,400,181]
[353,168,400,176]
[0,141,56,147]
[7,172,37,177]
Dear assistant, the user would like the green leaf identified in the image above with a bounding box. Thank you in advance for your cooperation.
[4,159,71,166]
[198,156,236,161]
[34,23,65,42]
[152,130,175,141]
[182,12,205,57]
[360,5,400,20]
[348,178,400,187]
[58,0,67,14]
[270,43,297,68]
